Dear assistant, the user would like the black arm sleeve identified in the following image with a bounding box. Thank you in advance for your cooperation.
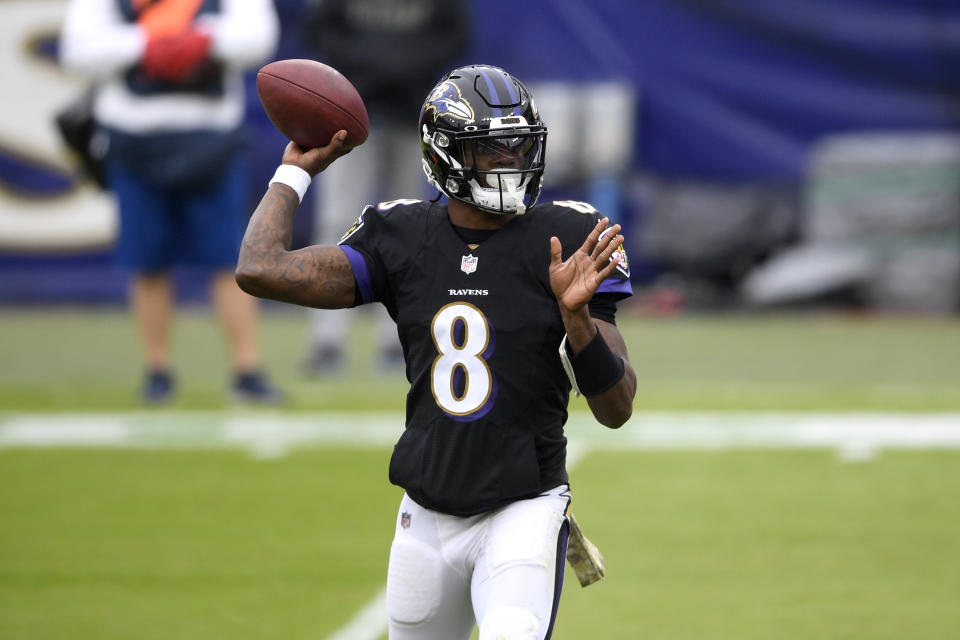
[588,293,620,325]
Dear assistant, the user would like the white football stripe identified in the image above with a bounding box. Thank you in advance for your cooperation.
[2,412,958,455]
[325,588,387,640]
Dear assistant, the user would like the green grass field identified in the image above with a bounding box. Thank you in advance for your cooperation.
[2,446,958,639]
[1,307,959,639]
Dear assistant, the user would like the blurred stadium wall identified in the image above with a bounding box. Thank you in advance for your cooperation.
[2,0,959,309]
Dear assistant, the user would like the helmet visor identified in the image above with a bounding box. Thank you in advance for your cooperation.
[462,132,544,176]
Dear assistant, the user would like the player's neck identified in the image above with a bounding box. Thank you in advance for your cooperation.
[447,198,516,230]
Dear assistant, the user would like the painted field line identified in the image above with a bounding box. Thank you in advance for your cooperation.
[325,588,386,640]
[1,412,958,459]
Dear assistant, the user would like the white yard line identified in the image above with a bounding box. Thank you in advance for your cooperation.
[2,412,959,459]
[325,588,387,640]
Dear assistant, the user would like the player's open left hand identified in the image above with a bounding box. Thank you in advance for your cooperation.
[281,130,352,177]
[549,218,623,312]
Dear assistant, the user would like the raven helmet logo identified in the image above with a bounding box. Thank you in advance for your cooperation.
[425,82,475,122]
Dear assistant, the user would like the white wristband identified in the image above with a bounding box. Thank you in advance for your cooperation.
[269,164,312,204]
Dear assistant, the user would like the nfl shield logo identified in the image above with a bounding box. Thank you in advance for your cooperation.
[461,254,478,274]
[401,512,412,529]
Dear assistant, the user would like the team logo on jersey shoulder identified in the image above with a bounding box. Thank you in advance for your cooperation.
[400,511,412,529]
[337,211,366,244]
[424,82,475,122]
[597,227,630,278]
[460,254,478,274]
[611,243,630,277]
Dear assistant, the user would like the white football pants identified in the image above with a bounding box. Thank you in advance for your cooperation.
[386,486,571,640]
[308,123,425,352]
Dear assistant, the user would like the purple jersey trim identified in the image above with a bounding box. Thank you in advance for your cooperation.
[597,277,633,296]
[340,245,374,304]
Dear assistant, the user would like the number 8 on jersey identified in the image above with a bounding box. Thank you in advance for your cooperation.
[430,302,496,418]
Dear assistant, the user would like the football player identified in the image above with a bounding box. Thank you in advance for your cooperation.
[237,65,637,640]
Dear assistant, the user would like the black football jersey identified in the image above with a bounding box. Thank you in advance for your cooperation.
[339,199,632,516]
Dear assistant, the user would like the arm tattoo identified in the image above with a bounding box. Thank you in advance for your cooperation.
[236,184,356,308]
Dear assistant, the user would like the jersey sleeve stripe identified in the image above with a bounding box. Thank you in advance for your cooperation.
[596,278,633,297]
[340,245,375,304]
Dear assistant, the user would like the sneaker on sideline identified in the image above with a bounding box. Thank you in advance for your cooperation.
[141,369,174,405]
[302,345,345,377]
[231,370,284,405]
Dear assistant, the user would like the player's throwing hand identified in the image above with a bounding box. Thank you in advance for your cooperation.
[280,130,352,177]
[548,218,624,312]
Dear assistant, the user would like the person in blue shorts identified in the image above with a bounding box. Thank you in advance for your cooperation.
[60,0,282,404]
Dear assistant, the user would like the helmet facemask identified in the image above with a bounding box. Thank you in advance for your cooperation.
[424,123,545,215]
[460,129,545,214]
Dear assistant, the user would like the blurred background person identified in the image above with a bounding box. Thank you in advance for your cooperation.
[58,0,283,404]
[299,0,469,375]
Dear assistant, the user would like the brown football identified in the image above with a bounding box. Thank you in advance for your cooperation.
[256,59,369,149]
